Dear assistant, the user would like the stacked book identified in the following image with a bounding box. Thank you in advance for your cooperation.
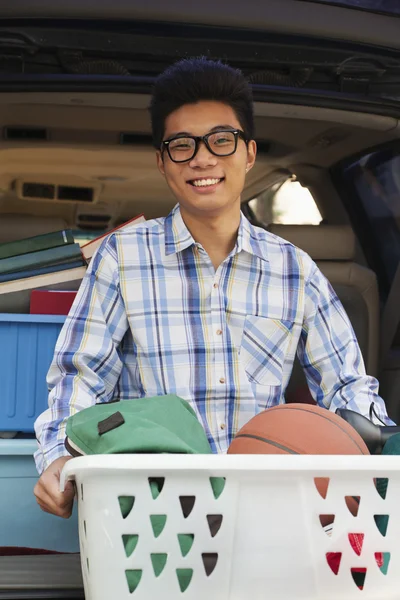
[0,229,86,314]
[0,213,145,314]
[0,229,86,284]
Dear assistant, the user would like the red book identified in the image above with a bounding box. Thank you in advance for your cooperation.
[81,213,146,261]
[30,290,78,315]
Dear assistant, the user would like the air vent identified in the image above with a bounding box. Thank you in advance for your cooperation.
[58,186,93,202]
[77,223,109,232]
[114,219,130,228]
[22,182,55,200]
[78,214,111,223]
[4,127,48,141]
[15,179,100,204]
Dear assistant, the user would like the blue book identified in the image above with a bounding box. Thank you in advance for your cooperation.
[0,259,86,283]
[0,243,83,276]
[0,229,74,260]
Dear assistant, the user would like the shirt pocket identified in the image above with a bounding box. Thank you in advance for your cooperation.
[240,316,294,387]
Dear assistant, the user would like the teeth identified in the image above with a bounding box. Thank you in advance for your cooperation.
[192,178,221,187]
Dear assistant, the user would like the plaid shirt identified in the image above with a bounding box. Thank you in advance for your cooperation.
[34,204,392,472]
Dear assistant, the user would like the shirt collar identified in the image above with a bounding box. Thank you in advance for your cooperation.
[164,204,196,256]
[164,203,268,263]
[236,212,269,263]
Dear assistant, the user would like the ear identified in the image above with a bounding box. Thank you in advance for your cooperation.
[156,150,165,177]
[245,140,257,174]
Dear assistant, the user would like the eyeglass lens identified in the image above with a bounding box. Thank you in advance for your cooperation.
[168,131,236,162]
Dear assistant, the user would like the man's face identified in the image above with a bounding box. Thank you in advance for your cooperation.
[156,100,257,217]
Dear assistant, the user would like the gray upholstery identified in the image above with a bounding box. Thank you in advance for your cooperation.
[269,224,379,399]
[268,224,356,261]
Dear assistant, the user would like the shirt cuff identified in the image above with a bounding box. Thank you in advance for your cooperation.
[34,439,71,475]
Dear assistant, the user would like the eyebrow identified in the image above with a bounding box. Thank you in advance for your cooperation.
[166,124,236,139]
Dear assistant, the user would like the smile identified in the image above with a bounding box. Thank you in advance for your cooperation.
[188,177,224,187]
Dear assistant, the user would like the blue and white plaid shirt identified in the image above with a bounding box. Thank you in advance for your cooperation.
[34,204,392,472]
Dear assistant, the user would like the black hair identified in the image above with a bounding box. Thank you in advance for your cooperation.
[149,56,254,149]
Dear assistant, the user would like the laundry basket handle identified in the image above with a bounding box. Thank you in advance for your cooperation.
[59,457,78,492]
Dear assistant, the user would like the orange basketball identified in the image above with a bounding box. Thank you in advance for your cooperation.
[228,403,369,455]
[228,403,369,521]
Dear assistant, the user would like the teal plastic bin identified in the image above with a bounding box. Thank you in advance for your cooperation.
[0,439,79,551]
[0,313,65,432]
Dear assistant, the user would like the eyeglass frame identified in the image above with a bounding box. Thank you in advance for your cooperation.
[161,129,248,163]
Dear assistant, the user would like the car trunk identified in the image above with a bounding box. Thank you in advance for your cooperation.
[0,1,399,597]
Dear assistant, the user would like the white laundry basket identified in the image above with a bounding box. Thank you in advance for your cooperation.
[61,454,400,600]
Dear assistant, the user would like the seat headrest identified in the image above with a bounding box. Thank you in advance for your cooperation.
[268,224,356,261]
[0,214,69,243]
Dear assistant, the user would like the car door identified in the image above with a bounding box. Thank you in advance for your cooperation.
[333,142,400,422]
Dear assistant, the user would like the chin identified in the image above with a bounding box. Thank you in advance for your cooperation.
[182,192,239,214]
[186,199,230,214]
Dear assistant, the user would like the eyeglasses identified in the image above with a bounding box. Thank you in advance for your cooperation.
[161,129,248,163]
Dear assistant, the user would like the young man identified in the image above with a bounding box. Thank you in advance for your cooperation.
[34,57,392,518]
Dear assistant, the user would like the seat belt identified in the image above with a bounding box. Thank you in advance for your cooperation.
[380,261,400,369]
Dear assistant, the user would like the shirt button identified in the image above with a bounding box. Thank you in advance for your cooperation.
[213,283,218,289]
[216,329,222,336]
[220,423,226,430]
[219,377,226,384]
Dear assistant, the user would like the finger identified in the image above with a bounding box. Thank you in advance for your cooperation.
[36,500,53,515]
[35,490,65,516]
[51,487,75,511]
[51,469,76,502]
[34,479,58,505]
[35,481,74,517]
[45,472,76,504]
[34,481,52,507]
[37,496,73,518]
[63,480,76,499]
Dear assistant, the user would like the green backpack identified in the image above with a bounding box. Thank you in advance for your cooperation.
[65,394,224,592]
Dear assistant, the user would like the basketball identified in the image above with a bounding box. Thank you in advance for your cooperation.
[228,403,369,521]
[228,403,369,456]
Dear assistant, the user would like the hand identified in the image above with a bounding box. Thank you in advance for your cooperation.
[34,456,75,518]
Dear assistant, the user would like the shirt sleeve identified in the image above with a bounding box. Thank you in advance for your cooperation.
[34,234,129,473]
[297,260,395,426]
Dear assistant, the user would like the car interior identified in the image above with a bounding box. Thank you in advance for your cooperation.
[1,2,400,596]
[0,93,398,411]
[2,92,400,595]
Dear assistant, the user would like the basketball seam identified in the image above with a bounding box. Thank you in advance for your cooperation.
[267,405,368,454]
[233,433,299,454]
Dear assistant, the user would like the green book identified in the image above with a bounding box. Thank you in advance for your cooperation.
[0,243,83,275]
[0,229,74,260]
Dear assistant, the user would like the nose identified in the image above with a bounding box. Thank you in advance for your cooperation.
[188,140,218,169]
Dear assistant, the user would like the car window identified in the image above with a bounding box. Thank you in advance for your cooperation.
[247,177,322,226]
[338,147,400,291]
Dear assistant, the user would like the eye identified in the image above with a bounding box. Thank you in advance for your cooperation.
[210,132,235,146]
[169,138,194,151]
[215,137,230,145]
